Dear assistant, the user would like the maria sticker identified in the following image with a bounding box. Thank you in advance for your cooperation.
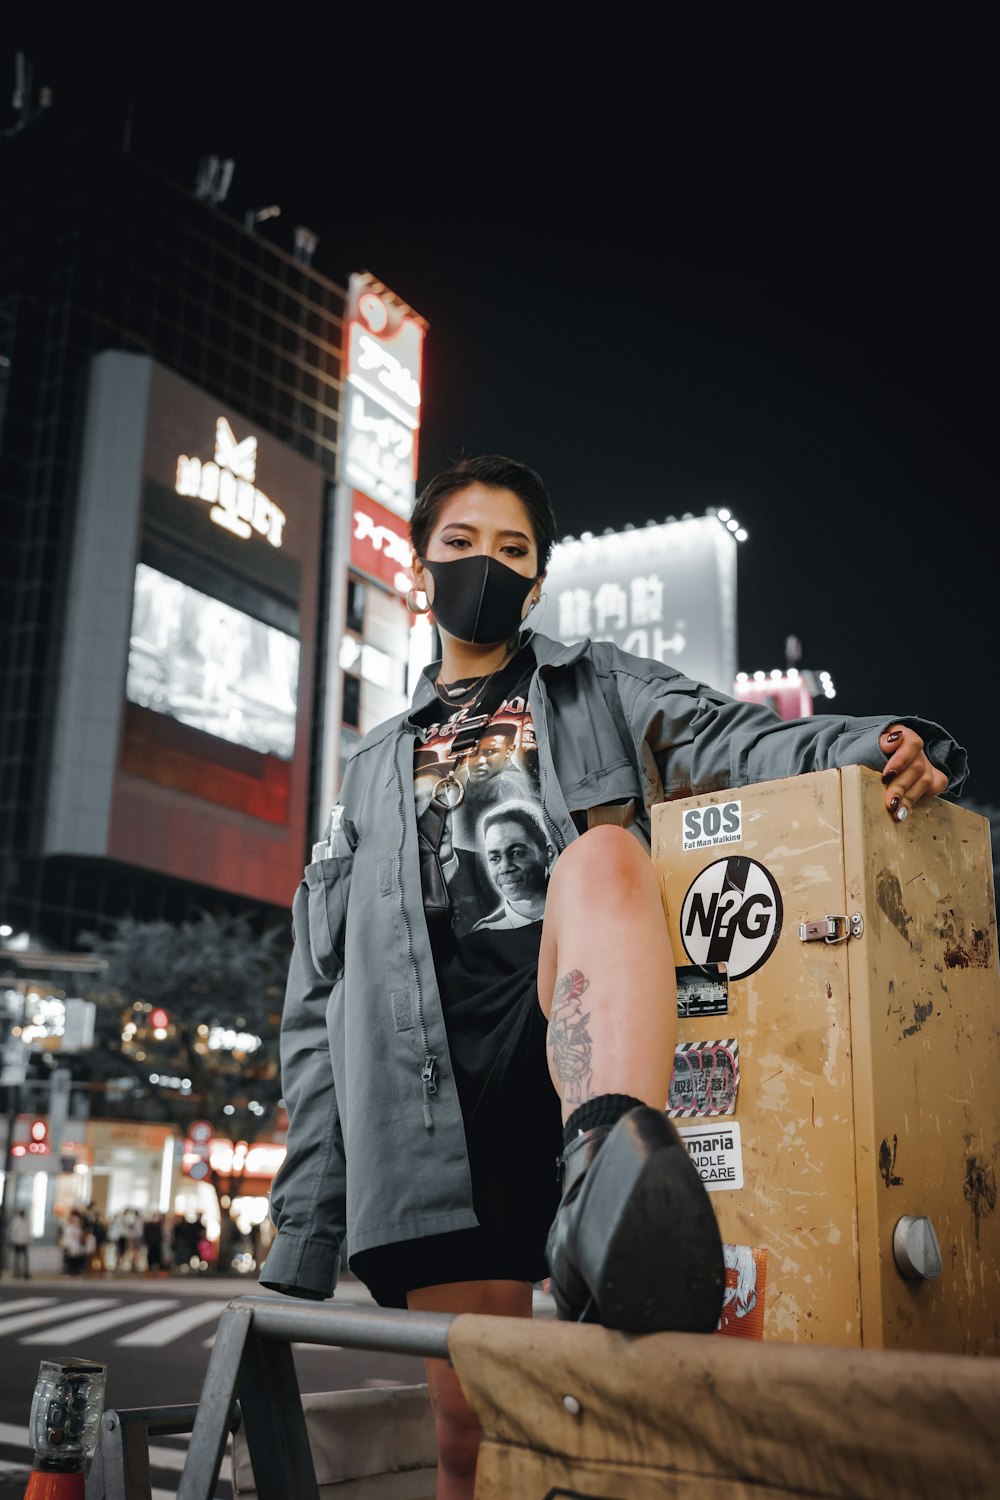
[677,1120,744,1191]
[682,799,742,851]
[717,1244,767,1340]
[680,855,783,980]
[676,963,728,1018]
[668,1040,739,1117]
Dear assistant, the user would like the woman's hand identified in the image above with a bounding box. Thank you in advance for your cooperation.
[879,724,949,820]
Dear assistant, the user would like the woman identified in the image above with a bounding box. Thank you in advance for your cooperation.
[262,455,965,1499]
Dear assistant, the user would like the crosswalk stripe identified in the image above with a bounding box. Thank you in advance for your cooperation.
[0,1422,232,1496]
[0,1298,116,1337]
[0,1297,58,1315]
[116,1300,232,1346]
[20,1298,178,1344]
[146,1442,232,1478]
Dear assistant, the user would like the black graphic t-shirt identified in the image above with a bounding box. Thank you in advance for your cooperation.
[349,646,564,1302]
[412,648,559,1049]
[413,649,557,942]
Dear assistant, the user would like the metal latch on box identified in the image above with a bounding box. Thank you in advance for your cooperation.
[797,913,864,944]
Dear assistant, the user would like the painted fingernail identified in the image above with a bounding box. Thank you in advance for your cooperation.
[882,771,895,786]
[885,729,903,743]
[889,795,901,813]
[896,806,908,822]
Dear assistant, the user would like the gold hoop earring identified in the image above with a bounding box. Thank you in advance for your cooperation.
[406,586,431,616]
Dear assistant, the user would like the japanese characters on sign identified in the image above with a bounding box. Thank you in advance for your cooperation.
[343,274,426,519]
[534,516,737,693]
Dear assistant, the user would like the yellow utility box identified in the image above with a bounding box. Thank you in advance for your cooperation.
[651,765,1000,1353]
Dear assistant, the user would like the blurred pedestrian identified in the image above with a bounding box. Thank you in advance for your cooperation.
[9,1208,31,1279]
[60,1209,93,1276]
[108,1209,129,1271]
[143,1212,165,1274]
[172,1214,199,1271]
[86,1203,108,1272]
[127,1208,146,1272]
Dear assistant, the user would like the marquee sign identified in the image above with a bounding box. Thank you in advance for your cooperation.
[176,417,287,548]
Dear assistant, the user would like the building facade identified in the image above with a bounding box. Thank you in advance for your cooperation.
[1,111,359,947]
[0,109,426,1247]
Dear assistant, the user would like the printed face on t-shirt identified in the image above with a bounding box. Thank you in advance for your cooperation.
[468,731,516,781]
[484,816,549,913]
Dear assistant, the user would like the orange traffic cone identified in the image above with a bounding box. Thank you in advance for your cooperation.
[21,1465,85,1499]
[23,1357,106,1500]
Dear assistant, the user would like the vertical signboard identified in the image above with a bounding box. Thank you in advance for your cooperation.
[342,274,425,518]
[320,275,431,825]
[533,516,738,694]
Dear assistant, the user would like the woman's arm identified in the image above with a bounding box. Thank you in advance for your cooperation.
[613,660,967,814]
[259,882,347,1300]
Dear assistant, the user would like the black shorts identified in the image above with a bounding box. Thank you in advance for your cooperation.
[351,925,563,1308]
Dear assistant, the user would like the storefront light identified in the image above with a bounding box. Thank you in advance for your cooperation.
[159,1136,175,1214]
[31,1172,47,1237]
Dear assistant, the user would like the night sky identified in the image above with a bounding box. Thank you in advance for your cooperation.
[6,33,995,803]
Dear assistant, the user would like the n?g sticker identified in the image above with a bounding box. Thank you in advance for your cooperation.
[680,856,782,980]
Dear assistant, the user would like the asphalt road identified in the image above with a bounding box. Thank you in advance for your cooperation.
[0,1271,435,1497]
[0,1271,557,1497]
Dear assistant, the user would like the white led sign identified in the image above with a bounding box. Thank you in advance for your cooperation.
[176,417,287,548]
[347,330,421,427]
[535,517,738,693]
[343,390,416,514]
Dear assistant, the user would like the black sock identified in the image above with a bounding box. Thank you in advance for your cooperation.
[563,1093,645,1152]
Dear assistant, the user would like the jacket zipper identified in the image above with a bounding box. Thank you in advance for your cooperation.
[532,665,568,855]
[394,744,438,1129]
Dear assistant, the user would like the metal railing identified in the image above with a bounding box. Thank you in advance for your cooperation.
[88,1295,452,1500]
[86,1403,235,1500]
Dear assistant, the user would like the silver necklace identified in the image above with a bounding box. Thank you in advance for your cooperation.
[430,656,512,808]
[432,653,512,712]
[432,669,494,709]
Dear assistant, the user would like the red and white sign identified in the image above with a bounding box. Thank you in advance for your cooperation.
[343,274,426,519]
[349,491,413,596]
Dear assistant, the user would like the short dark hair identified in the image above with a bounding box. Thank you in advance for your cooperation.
[481,800,551,858]
[410,455,558,571]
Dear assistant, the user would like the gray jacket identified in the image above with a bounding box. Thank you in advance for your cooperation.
[260,633,967,1298]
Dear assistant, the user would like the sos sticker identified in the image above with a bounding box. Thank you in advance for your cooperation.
[682,799,742,851]
[680,856,782,980]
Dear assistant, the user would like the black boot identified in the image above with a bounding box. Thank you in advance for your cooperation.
[545,1106,726,1334]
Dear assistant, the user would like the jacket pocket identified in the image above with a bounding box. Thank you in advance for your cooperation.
[304,844,354,981]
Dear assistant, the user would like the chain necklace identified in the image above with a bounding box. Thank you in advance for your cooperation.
[432,653,512,712]
[432,669,496,710]
[430,653,514,808]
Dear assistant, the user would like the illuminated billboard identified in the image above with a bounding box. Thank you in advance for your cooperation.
[533,516,738,694]
[320,275,431,823]
[342,273,426,519]
[45,352,324,906]
[126,564,300,759]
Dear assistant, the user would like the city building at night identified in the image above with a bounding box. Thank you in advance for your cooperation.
[0,100,427,1247]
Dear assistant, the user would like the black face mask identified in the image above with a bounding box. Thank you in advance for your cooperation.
[420,554,538,644]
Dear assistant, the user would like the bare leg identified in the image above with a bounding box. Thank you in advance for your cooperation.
[407,1278,533,1500]
[537,825,677,1121]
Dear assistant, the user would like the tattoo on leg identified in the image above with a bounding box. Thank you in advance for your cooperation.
[548,969,594,1105]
